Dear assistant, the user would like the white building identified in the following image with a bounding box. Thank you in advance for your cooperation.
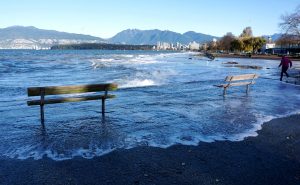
[156,41,190,50]
[262,37,276,52]
[157,42,171,50]
[189,41,200,50]
[263,43,276,50]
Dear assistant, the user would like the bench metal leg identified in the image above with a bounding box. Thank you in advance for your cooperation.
[40,104,45,127]
[102,98,105,115]
[40,88,45,127]
[246,85,250,94]
[223,87,227,96]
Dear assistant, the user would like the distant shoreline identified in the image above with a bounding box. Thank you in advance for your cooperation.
[50,43,155,50]
[206,53,300,61]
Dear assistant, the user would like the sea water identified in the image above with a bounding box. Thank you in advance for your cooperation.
[0,50,299,160]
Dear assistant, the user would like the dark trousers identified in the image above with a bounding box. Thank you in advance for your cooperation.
[280,66,289,80]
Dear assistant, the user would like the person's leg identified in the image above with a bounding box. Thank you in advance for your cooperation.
[283,67,289,78]
[280,68,284,81]
[285,71,289,77]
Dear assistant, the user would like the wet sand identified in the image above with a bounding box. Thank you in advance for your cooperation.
[1,114,300,185]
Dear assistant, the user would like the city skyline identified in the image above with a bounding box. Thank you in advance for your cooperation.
[0,0,299,38]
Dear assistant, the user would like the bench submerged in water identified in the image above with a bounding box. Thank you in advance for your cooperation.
[214,74,259,96]
[27,83,118,125]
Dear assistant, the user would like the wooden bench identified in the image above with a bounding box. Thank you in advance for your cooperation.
[27,83,118,125]
[214,74,259,96]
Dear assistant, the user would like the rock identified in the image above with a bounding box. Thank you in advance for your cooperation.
[223,61,238,64]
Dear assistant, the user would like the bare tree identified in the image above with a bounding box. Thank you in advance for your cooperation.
[276,34,299,47]
[279,6,300,47]
[218,32,235,51]
[279,6,300,36]
[240,27,253,38]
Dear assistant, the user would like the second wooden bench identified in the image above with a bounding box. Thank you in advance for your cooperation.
[214,74,259,96]
[27,83,118,125]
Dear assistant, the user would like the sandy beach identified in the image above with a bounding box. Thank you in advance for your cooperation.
[1,114,299,185]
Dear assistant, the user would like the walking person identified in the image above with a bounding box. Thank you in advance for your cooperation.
[278,55,292,81]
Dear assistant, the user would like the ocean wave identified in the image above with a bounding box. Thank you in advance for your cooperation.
[2,111,299,161]
[1,50,299,161]
[119,79,157,88]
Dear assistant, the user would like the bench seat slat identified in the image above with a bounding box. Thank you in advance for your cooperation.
[225,74,259,81]
[215,81,255,88]
[27,94,116,106]
[28,83,118,96]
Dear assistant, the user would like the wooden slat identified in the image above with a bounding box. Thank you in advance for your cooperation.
[28,83,118,96]
[214,81,255,88]
[214,84,228,88]
[27,94,116,106]
[228,81,255,87]
[225,74,258,81]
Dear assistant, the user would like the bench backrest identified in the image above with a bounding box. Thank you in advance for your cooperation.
[28,83,118,97]
[225,74,259,82]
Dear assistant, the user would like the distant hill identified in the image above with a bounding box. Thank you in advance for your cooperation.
[0,26,103,40]
[183,31,217,43]
[0,26,104,49]
[262,33,283,42]
[108,29,218,45]
[0,25,281,49]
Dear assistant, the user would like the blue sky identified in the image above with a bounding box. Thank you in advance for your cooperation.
[0,0,299,38]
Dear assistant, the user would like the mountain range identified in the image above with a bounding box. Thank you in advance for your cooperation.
[108,29,217,45]
[262,33,283,42]
[0,26,281,49]
[0,26,104,49]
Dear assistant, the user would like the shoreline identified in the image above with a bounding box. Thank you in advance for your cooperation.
[1,114,299,185]
[201,53,300,61]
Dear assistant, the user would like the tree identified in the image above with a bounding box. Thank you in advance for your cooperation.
[218,32,235,51]
[276,34,299,48]
[240,37,266,53]
[241,38,253,52]
[240,27,253,38]
[252,37,266,53]
[230,39,244,52]
[279,6,300,48]
[239,27,255,52]
[279,6,300,37]
[207,41,218,51]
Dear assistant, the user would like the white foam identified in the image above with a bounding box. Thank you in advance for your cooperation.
[3,51,300,161]
[90,54,161,69]
[119,79,156,88]
[115,54,134,58]
[2,111,299,161]
[224,110,300,142]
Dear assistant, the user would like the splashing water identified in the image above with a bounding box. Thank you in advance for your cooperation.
[0,50,299,160]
